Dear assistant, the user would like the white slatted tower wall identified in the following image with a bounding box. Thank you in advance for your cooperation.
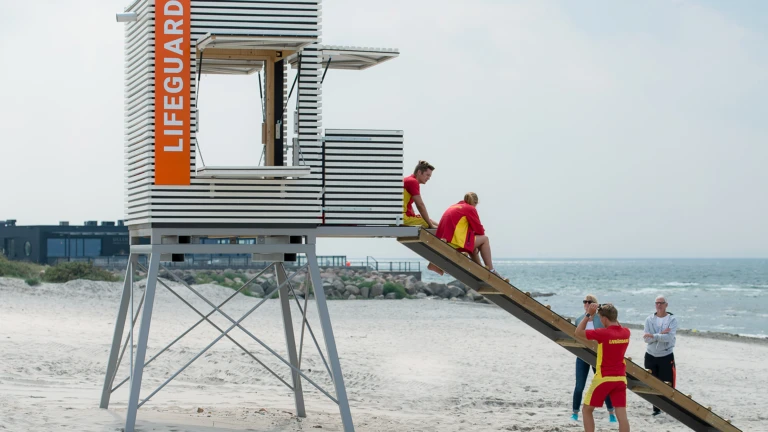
[323,130,403,225]
[125,0,166,224]
[295,44,324,214]
[124,0,322,226]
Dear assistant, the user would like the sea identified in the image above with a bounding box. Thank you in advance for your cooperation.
[411,258,768,338]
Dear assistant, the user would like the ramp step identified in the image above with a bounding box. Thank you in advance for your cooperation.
[476,284,500,294]
[555,338,584,348]
[629,385,663,395]
[397,236,422,243]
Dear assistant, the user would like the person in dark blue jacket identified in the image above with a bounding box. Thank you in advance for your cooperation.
[571,294,616,423]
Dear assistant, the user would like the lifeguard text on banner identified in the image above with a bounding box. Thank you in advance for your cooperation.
[154,0,190,185]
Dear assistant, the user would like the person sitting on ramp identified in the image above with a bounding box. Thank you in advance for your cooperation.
[403,160,438,229]
[434,192,505,280]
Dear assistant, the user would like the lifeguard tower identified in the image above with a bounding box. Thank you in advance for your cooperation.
[103,1,412,431]
[104,1,743,431]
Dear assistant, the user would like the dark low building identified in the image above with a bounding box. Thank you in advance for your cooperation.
[0,219,129,265]
[0,220,420,277]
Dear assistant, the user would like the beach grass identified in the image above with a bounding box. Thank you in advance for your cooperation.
[383,281,407,299]
[0,254,45,284]
[0,255,120,284]
[42,261,120,283]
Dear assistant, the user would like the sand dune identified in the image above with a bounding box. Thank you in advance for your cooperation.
[1,277,766,432]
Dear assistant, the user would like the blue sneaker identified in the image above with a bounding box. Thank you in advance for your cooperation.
[571,413,579,421]
[609,413,617,423]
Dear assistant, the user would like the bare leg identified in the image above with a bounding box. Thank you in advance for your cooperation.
[615,407,630,432]
[471,249,483,266]
[474,235,494,270]
[427,262,444,275]
[582,405,595,432]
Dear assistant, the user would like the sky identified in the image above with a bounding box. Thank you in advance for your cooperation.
[0,0,766,258]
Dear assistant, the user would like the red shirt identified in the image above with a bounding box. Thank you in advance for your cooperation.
[435,201,485,253]
[586,325,631,377]
[403,174,421,217]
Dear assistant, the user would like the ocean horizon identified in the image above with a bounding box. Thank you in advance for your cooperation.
[348,257,768,338]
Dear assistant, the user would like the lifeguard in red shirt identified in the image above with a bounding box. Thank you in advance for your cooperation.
[575,303,632,432]
[403,160,438,229]
[435,192,504,279]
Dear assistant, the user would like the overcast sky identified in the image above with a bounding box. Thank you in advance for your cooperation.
[0,0,766,258]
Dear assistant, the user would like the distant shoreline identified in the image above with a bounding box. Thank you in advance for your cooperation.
[444,300,768,345]
[619,322,768,345]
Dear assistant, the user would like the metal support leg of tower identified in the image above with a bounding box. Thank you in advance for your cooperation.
[102,230,357,432]
[306,248,355,431]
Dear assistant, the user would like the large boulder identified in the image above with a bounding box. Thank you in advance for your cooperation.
[413,281,426,293]
[447,286,464,299]
[332,280,345,292]
[371,283,384,298]
[415,292,427,299]
[421,283,434,296]
[345,285,360,296]
[447,279,469,292]
[173,270,196,285]
[360,286,370,299]
[466,288,484,302]
[248,283,265,297]
[404,276,418,295]
[429,282,449,298]
[260,278,276,290]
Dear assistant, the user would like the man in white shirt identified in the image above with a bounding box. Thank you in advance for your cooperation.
[643,295,678,416]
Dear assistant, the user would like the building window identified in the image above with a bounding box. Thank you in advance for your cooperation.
[24,241,31,256]
[47,239,66,257]
[202,238,230,244]
[69,239,83,257]
[84,239,102,257]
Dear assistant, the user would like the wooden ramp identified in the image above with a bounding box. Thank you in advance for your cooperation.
[398,229,740,432]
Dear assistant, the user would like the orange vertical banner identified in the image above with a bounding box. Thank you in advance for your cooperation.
[154,0,191,185]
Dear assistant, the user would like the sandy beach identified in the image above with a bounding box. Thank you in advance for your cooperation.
[1,276,767,432]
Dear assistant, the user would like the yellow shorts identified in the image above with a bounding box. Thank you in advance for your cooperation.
[403,215,429,228]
